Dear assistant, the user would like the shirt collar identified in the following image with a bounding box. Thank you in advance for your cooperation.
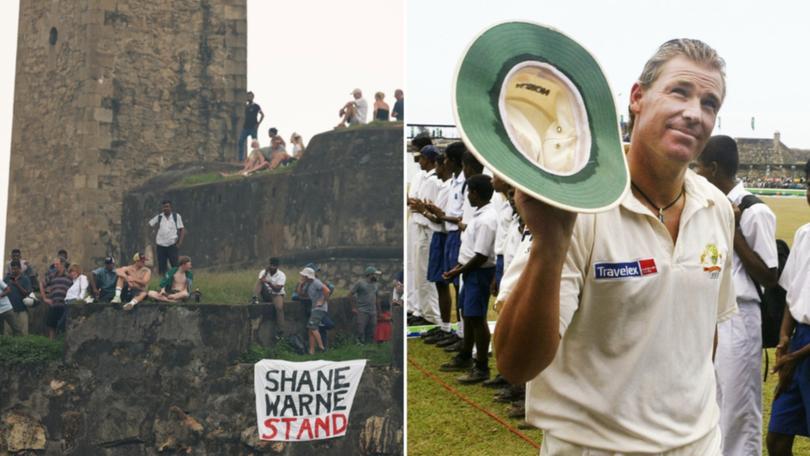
[473,202,492,216]
[727,181,746,203]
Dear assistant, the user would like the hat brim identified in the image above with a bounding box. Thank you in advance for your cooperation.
[452,21,629,213]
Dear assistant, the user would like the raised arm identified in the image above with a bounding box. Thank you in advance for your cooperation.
[494,191,577,384]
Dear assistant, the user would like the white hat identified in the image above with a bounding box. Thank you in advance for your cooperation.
[299,267,316,279]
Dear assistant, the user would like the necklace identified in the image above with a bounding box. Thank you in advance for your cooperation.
[631,182,684,223]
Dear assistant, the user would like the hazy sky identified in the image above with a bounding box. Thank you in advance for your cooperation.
[407,0,810,150]
[0,0,403,261]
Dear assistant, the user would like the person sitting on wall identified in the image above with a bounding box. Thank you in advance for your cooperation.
[111,252,151,310]
[221,140,270,177]
[391,89,404,121]
[64,264,91,304]
[290,133,306,160]
[147,256,193,303]
[372,91,390,121]
[335,88,368,129]
[253,257,287,333]
[267,134,291,170]
[89,257,118,303]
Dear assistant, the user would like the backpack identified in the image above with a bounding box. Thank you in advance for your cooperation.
[737,194,790,350]
[157,212,182,238]
[158,212,179,226]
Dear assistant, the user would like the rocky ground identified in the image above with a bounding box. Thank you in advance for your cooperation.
[0,302,403,455]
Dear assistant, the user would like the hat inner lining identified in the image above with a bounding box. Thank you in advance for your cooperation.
[498,61,591,177]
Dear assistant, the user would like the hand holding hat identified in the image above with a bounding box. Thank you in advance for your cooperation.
[452,21,629,213]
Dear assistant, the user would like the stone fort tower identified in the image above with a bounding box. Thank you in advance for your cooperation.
[4,0,247,266]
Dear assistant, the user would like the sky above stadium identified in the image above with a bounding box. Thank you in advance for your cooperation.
[407,0,810,150]
[0,1,403,258]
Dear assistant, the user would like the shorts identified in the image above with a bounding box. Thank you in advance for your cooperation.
[459,267,495,318]
[307,309,328,330]
[427,232,447,283]
[444,230,461,286]
[260,285,284,302]
[128,287,143,298]
[768,323,810,437]
[46,305,66,329]
[495,254,505,288]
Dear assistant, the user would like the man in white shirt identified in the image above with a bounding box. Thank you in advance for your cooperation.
[767,159,810,456]
[407,145,441,325]
[335,88,368,128]
[253,257,287,334]
[148,200,185,276]
[495,39,735,454]
[422,142,467,346]
[491,175,514,299]
[442,174,498,384]
[695,135,779,455]
[406,134,433,325]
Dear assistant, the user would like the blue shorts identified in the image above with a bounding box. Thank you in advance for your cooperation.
[769,323,810,437]
[459,267,495,318]
[495,254,504,288]
[444,230,461,286]
[427,232,447,283]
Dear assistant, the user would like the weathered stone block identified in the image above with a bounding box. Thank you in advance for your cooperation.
[2,412,46,453]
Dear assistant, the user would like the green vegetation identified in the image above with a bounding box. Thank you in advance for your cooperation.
[145,268,347,305]
[172,161,298,189]
[240,338,392,366]
[408,340,543,455]
[0,335,63,366]
[763,196,808,244]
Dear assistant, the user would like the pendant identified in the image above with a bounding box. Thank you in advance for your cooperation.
[658,209,664,223]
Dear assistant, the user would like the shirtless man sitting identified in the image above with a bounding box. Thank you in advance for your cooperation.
[148,256,193,303]
[111,252,151,310]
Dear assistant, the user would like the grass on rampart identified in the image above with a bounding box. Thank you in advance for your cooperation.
[240,339,393,367]
[0,335,63,366]
[145,268,348,305]
[172,160,298,189]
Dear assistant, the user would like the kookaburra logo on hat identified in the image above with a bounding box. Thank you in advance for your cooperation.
[452,21,629,213]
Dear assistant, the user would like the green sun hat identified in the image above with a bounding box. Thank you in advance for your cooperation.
[452,21,629,213]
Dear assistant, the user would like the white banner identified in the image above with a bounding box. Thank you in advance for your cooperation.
[254,359,367,441]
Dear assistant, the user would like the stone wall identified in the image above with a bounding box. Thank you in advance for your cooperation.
[0,301,404,455]
[5,0,247,267]
[121,124,404,285]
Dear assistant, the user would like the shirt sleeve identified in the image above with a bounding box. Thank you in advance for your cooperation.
[148,215,159,227]
[80,275,89,296]
[779,226,808,310]
[716,199,739,323]
[176,214,184,230]
[495,234,532,304]
[740,204,778,269]
[558,215,594,336]
[472,216,497,259]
